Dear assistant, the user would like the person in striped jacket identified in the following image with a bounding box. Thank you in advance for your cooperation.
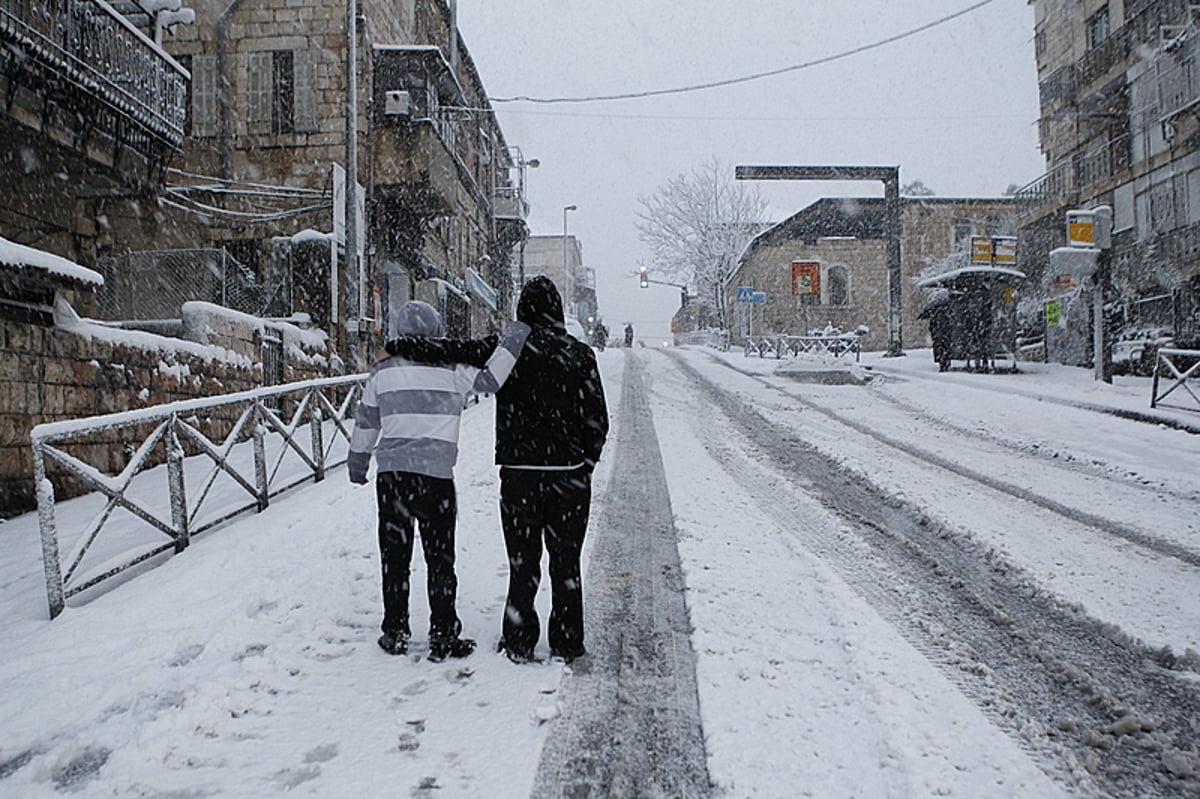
[348,301,529,662]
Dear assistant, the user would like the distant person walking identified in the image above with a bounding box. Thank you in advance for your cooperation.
[624,323,634,348]
[384,277,609,663]
[594,321,608,351]
[349,301,528,661]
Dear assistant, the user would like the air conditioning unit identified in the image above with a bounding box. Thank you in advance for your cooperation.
[384,90,411,117]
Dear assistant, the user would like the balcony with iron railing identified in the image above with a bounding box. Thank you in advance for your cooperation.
[1016,134,1131,221]
[0,0,188,146]
[493,184,529,221]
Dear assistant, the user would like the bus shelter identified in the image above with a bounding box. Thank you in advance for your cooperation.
[916,266,1026,373]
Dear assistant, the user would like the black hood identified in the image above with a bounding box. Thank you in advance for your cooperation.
[516,276,565,329]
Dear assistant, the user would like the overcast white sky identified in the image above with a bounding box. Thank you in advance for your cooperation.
[457,0,1045,342]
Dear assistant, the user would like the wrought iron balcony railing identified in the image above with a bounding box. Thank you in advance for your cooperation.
[0,0,188,144]
[1015,135,1131,219]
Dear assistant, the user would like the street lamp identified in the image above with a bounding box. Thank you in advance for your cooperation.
[563,204,577,313]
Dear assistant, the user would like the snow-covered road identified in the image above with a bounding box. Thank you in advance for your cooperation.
[1,344,1197,797]
[649,347,1200,797]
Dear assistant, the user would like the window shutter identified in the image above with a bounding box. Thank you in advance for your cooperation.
[246,51,272,135]
[293,49,319,133]
[191,54,217,138]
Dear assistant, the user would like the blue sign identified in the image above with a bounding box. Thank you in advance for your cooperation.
[736,286,755,303]
[751,292,766,304]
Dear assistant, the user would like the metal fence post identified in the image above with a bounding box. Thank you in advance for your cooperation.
[167,422,190,552]
[253,402,270,511]
[33,443,66,618]
[310,395,325,482]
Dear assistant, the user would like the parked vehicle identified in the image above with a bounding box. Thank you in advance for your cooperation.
[1111,327,1174,376]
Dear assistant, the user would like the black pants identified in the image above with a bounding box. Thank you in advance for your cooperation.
[375,471,461,642]
[499,467,592,657]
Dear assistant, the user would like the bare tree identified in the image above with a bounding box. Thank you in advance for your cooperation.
[901,179,935,197]
[635,158,768,328]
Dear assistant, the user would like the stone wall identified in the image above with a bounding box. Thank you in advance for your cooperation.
[0,300,331,518]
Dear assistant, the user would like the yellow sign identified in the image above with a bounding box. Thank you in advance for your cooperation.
[970,236,993,264]
[1066,210,1095,247]
[993,236,1017,265]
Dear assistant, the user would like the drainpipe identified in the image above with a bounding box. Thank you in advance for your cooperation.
[216,0,247,180]
[447,0,458,73]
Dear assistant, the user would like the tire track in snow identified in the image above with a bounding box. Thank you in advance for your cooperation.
[708,353,1200,571]
[666,349,1200,798]
[530,352,712,799]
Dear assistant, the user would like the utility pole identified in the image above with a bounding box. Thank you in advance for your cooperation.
[344,0,360,367]
[736,165,904,356]
[1092,205,1114,383]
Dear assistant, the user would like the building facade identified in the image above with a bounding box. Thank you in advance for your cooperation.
[0,0,188,270]
[1019,0,1200,349]
[4,0,527,368]
[727,197,1018,353]
[522,234,596,323]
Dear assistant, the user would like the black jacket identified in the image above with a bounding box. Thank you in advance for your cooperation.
[385,277,608,471]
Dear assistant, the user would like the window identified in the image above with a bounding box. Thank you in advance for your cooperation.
[189,53,218,138]
[272,50,295,134]
[246,50,319,135]
[952,218,973,248]
[1087,6,1110,51]
[828,265,849,306]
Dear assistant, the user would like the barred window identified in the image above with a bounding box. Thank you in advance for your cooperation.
[1087,6,1110,51]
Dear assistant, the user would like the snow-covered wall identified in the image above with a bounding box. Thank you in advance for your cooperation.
[0,302,331,517]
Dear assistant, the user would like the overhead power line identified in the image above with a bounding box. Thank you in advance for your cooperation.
[491,0,997,105]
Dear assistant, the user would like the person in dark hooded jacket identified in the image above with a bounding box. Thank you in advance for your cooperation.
[384,277,608,663]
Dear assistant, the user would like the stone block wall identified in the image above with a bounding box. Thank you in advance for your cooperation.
[0,307,331,518]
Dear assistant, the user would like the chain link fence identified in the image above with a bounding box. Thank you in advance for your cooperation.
[95,249,286,321]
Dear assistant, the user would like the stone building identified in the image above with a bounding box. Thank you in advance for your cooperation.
[1018,0,1200,350]
[521,234,597,323]
[726,197,1018,353]
[4,0,527,366]
[0,0,188,269]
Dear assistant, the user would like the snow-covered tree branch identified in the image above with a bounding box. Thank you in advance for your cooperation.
[635,158,767,327]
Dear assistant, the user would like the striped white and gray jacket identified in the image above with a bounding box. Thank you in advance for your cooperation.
[348,320,529,482]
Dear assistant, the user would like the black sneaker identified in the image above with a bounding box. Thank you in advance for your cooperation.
[501,647,541,665]
[428,637,476,663]
[378,633,408,656]
[550,646,586,664]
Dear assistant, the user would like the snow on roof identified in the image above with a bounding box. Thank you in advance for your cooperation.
[373,45,442,53]
[916,266,1026,288]
[290,228,334,243]
[0,235,104,287]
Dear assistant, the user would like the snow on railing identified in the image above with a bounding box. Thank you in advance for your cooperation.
[674,329,730,350]
[1151,348,1200,412]
[744,334,861,361]
[31,373,366,618]
[0,0,189,143]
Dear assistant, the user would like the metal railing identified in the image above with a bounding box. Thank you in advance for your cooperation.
[31,374,366,618]
[674,329,730,350]
[744,334,861,361]
[1151,348,1200,411]
[1015,135,1130,219]
[0,0,189,143]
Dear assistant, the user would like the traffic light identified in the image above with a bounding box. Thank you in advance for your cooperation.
[639,268,649,288]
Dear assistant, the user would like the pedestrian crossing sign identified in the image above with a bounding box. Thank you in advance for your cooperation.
[736,286,755,302]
